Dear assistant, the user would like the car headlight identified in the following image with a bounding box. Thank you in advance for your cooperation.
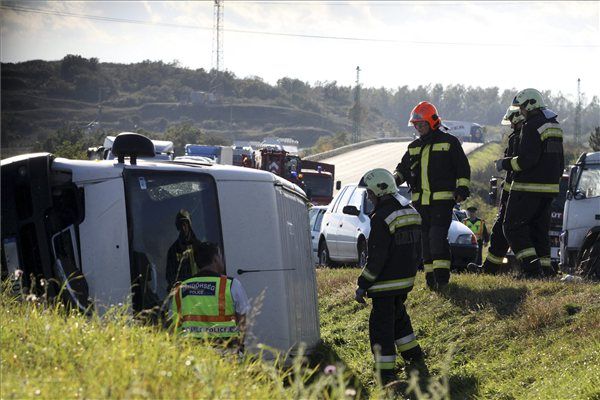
[456,233,476,245]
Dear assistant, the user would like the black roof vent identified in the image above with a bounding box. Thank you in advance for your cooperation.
[112,133,155,165]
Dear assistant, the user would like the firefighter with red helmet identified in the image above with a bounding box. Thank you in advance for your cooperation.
[395,102,471,289]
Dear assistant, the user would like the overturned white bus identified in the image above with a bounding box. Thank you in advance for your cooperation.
[1,133,320,355]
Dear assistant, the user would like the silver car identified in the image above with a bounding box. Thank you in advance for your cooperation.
[317,183,478,269]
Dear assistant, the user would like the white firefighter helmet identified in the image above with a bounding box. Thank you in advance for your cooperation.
[501,105,525,126]
[358,168,397,197]
[512,88,546,111]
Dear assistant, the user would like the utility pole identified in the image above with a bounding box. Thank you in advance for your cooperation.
[352,66,361,143]
[575,78,581,145]
[210,0,224,98]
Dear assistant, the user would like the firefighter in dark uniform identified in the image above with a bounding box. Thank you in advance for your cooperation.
[395,101,471,289]
[166,209,199,292]
[496,88,564,278]
[462,206,489,265]
[469,106,524,274]
[354,168,427,384]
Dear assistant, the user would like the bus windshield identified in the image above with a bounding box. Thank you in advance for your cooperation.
[123,170,223,307]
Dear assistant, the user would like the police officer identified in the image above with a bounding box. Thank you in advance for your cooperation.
[497,89,564,278]
[171,241,250,349]
[354,168,427,384]
[395,101,471,289]
[469,106,524,274]
[166,209,199,292]
[462,206,489,265]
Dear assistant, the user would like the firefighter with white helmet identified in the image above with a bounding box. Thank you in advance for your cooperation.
[395,101,471,289]
[469,106,525,274]
[496,88,564,278]
[354,168,427,384]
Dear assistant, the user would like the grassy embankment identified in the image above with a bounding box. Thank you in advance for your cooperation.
[2,273,599,399]
[318,270,600,399]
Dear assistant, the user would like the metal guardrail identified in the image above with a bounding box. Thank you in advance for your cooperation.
[303,137,411,162]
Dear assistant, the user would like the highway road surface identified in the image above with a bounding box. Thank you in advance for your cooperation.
[321,141,482,189]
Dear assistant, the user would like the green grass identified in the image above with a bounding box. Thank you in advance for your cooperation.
[3,272,599,399]
[318,268,600,399]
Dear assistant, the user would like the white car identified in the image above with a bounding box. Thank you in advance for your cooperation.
[309,206,328,264]
[317,183,478,269]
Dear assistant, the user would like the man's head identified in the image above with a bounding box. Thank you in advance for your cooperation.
[466,206,477,219]
[512,88,546,119]
[193,241,224,274]
[408,101,441,136]
[359,168,397,207]
[175,209,193,240]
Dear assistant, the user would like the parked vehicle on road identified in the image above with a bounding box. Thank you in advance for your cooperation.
[1,133,320,355]
[560,152,600,278]
[309,206,327,264]
[302,160,337,206]
[317,183,477,269]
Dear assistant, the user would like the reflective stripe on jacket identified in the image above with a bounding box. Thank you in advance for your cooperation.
[395,129,471,206]
[172,275,238,338]
[357,194,421,297]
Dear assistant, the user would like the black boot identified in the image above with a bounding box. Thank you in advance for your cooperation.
[466,262,483,273]
[425,272,436,290]
[379,369,398,386]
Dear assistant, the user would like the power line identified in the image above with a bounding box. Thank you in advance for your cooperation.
[1,4,598,48]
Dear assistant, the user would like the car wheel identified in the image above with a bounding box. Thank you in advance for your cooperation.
[577,234,600,280]
[318,240,332,267]
[357,238,368,268]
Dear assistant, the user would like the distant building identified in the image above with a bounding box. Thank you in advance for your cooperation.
[189,91,216,105]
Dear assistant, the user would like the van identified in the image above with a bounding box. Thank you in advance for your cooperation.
[1,133,320,355]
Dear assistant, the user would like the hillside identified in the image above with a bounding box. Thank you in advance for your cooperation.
[2,56,598,156]
[2,272,599,399]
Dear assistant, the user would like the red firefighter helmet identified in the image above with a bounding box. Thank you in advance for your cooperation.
[408,101,441,130]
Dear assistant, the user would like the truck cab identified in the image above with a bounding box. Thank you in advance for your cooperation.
[560,152,600,274]
[1,133,320,355]
[301,160,336,206]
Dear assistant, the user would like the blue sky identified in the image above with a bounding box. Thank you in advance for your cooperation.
[1,1,599,102]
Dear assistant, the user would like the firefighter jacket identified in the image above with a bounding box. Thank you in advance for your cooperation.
[166,234,199,292]
[357,193,421,297]
[502,129,521,194]
[395,129,471,206]
[501,109,564,197]
[463,218,490,243]
[172,273,239,339]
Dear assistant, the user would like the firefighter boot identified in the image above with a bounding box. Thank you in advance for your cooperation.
[466,262,481,273]
[425,272,436,290]
[521,257,543,279]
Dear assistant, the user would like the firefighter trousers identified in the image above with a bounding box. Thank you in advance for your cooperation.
[369,294,423,374]
[483,191,510,274]
[416,203,453,287]
[503,192,553,276]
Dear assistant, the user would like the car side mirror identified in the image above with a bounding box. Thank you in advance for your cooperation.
[342,205,360,216]
[336,180,342,190]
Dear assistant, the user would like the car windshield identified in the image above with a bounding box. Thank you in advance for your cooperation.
[123,170,223,303]
[577,165,600,198]
[303,173,333,197]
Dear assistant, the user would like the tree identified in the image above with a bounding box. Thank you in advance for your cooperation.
[589,126,600,151]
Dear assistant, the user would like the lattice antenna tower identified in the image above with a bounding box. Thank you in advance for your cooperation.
[574,78,581,144]
[210,0,224,96]
[352,66,362,143]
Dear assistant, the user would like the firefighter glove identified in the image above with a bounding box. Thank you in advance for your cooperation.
[354,287,367,304]
[454,186,470,202]
[495,159,504,172]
